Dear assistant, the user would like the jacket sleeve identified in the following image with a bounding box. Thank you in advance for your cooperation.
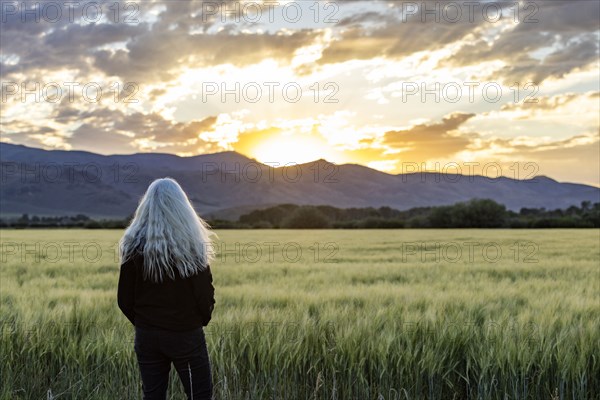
[191,265,215,326]
[117,256,136,326]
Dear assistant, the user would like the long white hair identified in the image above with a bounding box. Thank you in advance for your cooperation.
[119,177,215,283]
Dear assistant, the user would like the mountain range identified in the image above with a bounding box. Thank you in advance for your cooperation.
[1,143,598,219]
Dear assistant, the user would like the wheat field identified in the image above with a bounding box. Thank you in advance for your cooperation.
[1,229,598,399]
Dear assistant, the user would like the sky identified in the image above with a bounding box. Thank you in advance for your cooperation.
[1,0,599,185]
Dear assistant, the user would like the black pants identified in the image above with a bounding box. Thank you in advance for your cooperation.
[134,326,212,400]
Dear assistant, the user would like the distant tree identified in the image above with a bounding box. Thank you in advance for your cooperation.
[378,206,394,219]
[315,205,344,221]
[84,220,102,229]
[428,205,455,228]
[565,205,580,216]
[250,220,273,229]
[582,202,600,228]
[520,207,540,216]
[240,204,298,227]
[581,201,591,212]
[461,199,507,227]
[236,201,599,229]
[406,215,430,228]
[429,199,506,228]
[361,217,404,228]
[283,207,330,228]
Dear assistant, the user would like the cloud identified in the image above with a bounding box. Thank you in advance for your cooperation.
[68,123,137,153]
[364,110,599,184]
[112,113,218,143]
[318,12,480,65]
[476,133,600,185]
[94,29,320,83]
[2,0,598,88]
[2,104,221,154]
[488,91,600,129]
[383,112,476,160]
[441,1,600,83]
[0,3,148,78]
[500,91,599,113]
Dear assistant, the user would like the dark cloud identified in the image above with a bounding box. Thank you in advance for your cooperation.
[70,107,218,144]
[113,113,217,142]
[512,0,600,33]
[94,28,319,83]
[312,1,599,83]
[441,1,600,83]
[0,0,148,77]
[69,123,137,153]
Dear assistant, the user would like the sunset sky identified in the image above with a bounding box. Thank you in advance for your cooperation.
[1,0,599,185]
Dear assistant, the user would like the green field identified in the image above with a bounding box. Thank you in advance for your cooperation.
[1,229,599,399]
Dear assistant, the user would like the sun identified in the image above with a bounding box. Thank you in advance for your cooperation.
[251,136,331,166]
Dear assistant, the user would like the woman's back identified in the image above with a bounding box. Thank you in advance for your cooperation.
[118,249,215,332]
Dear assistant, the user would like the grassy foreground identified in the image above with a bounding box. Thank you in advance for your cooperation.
[1,229,599,399]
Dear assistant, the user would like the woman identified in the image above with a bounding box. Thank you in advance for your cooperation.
[118,177,216,400]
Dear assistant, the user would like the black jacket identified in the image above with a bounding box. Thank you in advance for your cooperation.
[117,250,215,331]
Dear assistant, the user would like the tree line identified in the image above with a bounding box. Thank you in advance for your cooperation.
[233,199,600,228]
[2,199,599,229]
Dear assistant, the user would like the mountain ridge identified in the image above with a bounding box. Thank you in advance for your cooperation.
[1,142,598,218]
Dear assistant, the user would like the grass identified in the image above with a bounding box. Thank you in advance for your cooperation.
[0,229,599,399]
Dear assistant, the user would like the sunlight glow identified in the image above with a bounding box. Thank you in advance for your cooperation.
[252,135,328,165]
